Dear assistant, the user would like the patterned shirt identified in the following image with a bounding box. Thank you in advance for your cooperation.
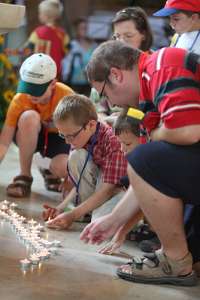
[138,47,200,139]
[85,123,127,185]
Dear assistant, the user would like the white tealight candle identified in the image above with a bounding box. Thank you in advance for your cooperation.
[29,254,40,265]
[20,258,31,269]
[52,240,61,247]
[10,202,18,210]
[28,219,37,227]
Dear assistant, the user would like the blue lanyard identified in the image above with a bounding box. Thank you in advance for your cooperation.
[174,30,200,51]
[67,122,100,206]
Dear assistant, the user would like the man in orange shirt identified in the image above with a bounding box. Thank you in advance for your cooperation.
[0,53,73,197]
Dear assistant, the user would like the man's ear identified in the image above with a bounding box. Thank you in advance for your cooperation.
[110,67,123,84]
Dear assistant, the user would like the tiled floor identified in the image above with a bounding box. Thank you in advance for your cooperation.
[0,144,199,300]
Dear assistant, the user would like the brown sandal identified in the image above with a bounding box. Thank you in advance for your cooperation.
[39,168,62,192]
[6,175,33,198]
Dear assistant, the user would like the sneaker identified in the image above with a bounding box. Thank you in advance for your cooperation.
[127,223,157,242]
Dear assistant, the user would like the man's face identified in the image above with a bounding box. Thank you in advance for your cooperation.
[92,68,140,108]
[170,12,195,34]
[56,119,96,149]
[28,81,55,105]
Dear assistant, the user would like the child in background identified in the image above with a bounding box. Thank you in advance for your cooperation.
[62,17,97,95]
[153,0,200,54]
[43,94,127,229]
[26,0,69,78]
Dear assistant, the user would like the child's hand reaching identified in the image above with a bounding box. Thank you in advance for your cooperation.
[98,226,126,255]
[42,204,60,221]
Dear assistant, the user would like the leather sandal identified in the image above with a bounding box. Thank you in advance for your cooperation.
[39,168,62,192]
[117,250,198,286]
[6,175,33,198]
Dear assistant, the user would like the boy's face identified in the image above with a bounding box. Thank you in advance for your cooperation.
[28,81,55,105]
[117,131,139,154]
[170,12,196,34]
[56,119,96,149]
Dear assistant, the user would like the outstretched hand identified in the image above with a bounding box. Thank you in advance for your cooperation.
[80,213,120,245]
[98,226,126,255]
[46,211,75,230]
[42,204,59,221]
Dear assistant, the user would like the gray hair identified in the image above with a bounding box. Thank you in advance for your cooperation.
[86,40,141,83]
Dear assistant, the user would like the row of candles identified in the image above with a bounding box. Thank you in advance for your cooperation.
[0,200,61,270]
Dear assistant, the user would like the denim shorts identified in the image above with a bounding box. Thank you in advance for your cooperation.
[127,141,200,205]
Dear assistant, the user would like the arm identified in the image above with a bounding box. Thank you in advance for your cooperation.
[151,124,200,145]
[0,125,15,162]
[80,186,141,244]
[99,209,143,255]
[46,182,119,229]
[72,182,118,220]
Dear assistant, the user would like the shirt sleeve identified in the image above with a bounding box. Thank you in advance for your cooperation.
[150,67,200,129]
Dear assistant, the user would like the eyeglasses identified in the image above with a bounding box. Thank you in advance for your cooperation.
[112,32,136,41]
[59,125,85,142]
[99,78,107,98]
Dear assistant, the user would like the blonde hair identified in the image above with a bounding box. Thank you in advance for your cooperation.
[53,94,98,126]
[39,0,63,20]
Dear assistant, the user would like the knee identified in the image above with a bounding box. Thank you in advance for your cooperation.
[50,154,68,178]
[18,110,41,131]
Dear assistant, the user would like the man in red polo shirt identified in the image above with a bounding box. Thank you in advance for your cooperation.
[80,40,200,286]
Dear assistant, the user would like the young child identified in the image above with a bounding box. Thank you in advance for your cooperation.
[99,108,145,255]
[153,0,200,54]
[43,94,127,229]
[26,0,69,78]
[0,53,73,197]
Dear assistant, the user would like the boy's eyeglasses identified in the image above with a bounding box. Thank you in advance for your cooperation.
[59,125,85,142]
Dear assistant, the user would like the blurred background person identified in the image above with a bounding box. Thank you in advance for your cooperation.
[62,17,97,96]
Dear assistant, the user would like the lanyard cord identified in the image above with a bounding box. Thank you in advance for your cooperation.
[174,30,200,51]
[67,122,100,206]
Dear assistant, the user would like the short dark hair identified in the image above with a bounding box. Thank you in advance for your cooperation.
[86,40,141,83]
[53,94,98,126]
[114,108,140,137]
[112,7,153,51]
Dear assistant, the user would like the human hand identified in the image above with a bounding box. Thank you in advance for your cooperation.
[80,213,120,245]
[98,227,126,255]
[42,204,60,221]
[46,211,75,230]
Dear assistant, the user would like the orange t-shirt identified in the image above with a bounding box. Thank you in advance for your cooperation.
[5,82,74,132]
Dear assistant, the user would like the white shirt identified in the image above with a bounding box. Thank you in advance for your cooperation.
[171,31,200,55]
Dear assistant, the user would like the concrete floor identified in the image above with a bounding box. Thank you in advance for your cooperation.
[0,144,199,300]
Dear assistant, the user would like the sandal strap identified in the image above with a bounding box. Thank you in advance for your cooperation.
[130,249,193,276]
[13,175,33,184]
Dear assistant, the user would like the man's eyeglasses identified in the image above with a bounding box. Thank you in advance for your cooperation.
[99,78,107,98]
[59,125,85,142]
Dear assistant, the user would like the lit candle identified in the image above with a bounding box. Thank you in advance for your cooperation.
[29,254,40,265]
[52,240,61,247]
[10,202,18,210]
[28,219,37,227]
[20,258,31,269]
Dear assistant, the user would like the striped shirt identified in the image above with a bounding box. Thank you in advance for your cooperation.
[138,48,200,134]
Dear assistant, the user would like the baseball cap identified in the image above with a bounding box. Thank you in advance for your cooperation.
[153,0,200,17]
[17,53,57,97]
[0,3,25,34]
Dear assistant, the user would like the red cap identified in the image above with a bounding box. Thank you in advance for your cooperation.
[153,0,200,17]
